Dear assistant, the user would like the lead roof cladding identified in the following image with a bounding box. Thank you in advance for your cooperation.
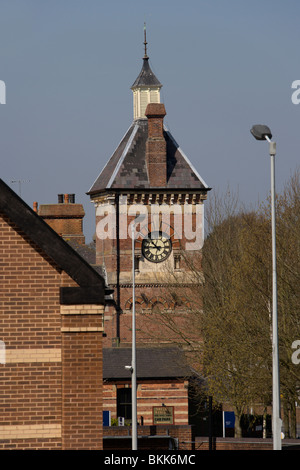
[131,56,162,88]
[88,119,209,193]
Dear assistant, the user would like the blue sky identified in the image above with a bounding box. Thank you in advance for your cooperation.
[0,0,299,242]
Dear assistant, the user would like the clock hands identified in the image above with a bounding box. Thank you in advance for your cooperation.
[142,232,172,263]
[148,240,163,251]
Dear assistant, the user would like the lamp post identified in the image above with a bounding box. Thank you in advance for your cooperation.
[250,125,282,450]
[131,223,138,450]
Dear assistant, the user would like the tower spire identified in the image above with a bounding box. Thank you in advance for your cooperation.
[131,24,162,120]
[143,22,148,59]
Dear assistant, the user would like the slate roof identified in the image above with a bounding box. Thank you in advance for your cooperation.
[103,347,192,380]
[88,119,209,194]
[131,57,162,88]
[67,239,106,279]
[67,239,96,266]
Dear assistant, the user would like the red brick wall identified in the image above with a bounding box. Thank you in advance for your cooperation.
[0,212,104,449]
[103,425,195,450]
[45,217,84,239]
[38,202,85,244]
[62,331,103,450]
[96,203,202,348]
[0,213,63,449]
[137,380,189,425]
[103,379,189,427]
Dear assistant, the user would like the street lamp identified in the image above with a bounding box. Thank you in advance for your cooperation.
[250,124,282,450]
[131,223,138,450]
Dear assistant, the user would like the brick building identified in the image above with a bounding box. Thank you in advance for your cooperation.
[87,31,210,443]
[0,179,105,449]
[102,348,198,450]
[103,348,191,426]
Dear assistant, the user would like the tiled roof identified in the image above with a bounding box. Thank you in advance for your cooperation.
[88,120,209,194]
[103,347,192,379]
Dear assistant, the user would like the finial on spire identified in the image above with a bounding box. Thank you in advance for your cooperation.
[143,22,148,59]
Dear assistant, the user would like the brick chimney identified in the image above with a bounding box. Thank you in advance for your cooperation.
[145,103,167,187]
[38,194,86,245]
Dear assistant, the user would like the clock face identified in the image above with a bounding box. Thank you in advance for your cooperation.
[142,231,172,263]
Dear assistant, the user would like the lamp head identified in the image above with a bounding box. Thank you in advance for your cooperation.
[250,125,272,141]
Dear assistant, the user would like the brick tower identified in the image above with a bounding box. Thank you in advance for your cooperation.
[88,33,210,348]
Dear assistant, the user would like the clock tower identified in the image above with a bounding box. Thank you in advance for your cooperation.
[88,34,210,347]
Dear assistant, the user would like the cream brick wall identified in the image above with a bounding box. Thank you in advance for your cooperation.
[5,348,61,363]
[0,424,61,440]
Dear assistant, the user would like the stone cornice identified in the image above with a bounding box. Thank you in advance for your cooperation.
[92,190,207,207]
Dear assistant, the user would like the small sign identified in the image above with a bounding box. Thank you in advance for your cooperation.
[103,410,111,426]
[153,406,174,425]
[223,411,235,437]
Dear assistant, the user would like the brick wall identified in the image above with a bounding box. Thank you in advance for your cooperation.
[96,199,203,348]
[103,379,189,427]
[137,381,189,426]
[61,304,104,450]
[103,425,195,450]
[0,213,63,449]
[103,281,200,349]
[38,198,85,245]
[62,331,103,449]
[0,212,104,449]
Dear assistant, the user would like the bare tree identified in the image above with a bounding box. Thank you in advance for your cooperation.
[143,171,300,438]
